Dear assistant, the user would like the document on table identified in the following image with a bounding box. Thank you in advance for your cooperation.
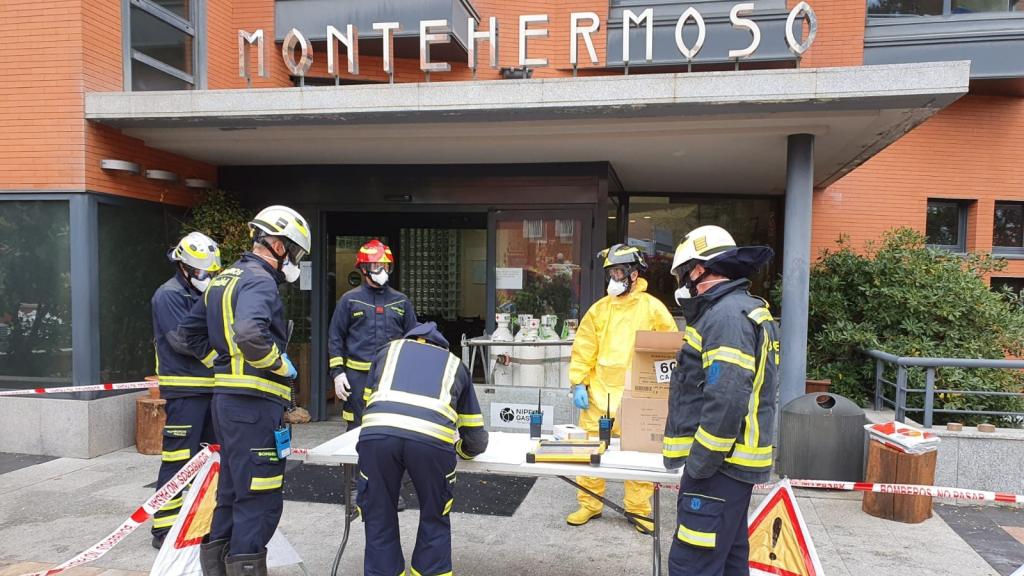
[599,450,669,473]
[471,431,532,465]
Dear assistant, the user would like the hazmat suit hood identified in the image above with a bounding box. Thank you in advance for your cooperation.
[404,321,450,350]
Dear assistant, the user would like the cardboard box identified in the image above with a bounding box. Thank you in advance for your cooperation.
[619,396,668,453]
[625,331,684,399]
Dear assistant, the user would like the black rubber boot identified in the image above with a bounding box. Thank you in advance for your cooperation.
[199,539,229,576]
[225,551,268,576]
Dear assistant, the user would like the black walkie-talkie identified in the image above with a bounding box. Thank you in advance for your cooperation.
[598,393,614,446]
[529,388,543,439]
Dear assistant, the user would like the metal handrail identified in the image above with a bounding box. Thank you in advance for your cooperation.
[865,349,1024,428]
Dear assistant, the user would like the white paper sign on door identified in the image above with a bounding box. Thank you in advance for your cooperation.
[496,268,524,290]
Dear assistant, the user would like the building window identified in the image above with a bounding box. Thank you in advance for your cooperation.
[925,200,968,252]
[991,277,1024,297]
[125,0,201,91]
[868,0,1020,15]
[993,201,1024,255]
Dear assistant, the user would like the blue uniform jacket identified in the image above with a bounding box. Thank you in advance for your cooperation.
[152,274,216,398]
[328,283,417,375]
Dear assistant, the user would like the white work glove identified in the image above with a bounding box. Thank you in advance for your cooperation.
[334,373,351,401]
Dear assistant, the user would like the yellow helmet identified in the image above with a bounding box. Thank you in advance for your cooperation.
[249,205,311,261]
[169,231,221,272]
[671,225,736,277]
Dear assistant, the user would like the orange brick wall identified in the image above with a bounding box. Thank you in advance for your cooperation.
[812,94,1024,279]
[787,0,866,69]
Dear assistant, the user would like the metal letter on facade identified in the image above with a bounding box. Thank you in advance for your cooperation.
[570,12,601,66]
[728,3,760,59]
[519,14,549,68]
[373,22,403,77]
[674,8,706,61]
[281,28,313,77]
[327,24,359,77]
[468,16,499,71]
[785,2,818,56]
[622,8,654,66]
[238,29,268,79]
[421,19,452,73]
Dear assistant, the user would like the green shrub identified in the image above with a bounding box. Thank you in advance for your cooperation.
[789,228,1024,426]
[179,189,254,267]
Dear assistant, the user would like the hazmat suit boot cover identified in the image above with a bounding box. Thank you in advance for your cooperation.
[199,539,229,576]
[225,551,268,576]
[566,506,602,526]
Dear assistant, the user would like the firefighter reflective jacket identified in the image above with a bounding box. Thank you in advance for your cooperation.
[152,274,216,398]
[360,324,489,460]
[171,252,293,407]
[328,283,417,376]
[662,279,780,485]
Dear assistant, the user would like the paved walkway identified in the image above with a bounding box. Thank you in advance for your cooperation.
[0,421,1012,575]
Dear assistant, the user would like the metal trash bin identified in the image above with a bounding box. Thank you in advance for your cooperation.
[777,393,865,481]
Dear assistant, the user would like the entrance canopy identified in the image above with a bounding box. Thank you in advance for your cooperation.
[86,61,969,194]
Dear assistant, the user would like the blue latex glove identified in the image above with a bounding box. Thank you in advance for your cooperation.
[279,353,297,379]
[573,384,589,410]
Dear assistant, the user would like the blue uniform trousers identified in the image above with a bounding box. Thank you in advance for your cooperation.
[210,393,286,555]
[343,368,370,430]
[669,470,753,576]
[357,437,457,576]
[152,395,216,537]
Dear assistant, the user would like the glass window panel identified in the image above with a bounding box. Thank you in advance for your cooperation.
[867,0,945,15]
[991,277,1024,297]
[925,201,962,248]
[130,6,192,75]
[151,0,190,20]
[993,202,1024,248]
[626,197,782,315]
[98,202,183,382]
[495,216,583,334]
[0,201,72,386]
[131,59,191,91]
[952,0,1012,12]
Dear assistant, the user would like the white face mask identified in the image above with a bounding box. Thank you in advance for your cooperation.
[282,259,301,283]
[190,277,211,293]
[370,269,389,286]
[606,279,627,297]
[674,286,692,305]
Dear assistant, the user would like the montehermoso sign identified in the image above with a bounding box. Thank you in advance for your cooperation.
[237,2,817,80]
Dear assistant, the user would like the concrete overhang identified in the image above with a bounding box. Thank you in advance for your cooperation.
[86,62,971,194]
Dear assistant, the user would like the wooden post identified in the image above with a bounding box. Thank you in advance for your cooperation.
[136,397,166,455]
[862,440,937,523]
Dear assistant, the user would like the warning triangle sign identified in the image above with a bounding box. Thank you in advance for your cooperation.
[748,479,824,576]
[175,460,219,548]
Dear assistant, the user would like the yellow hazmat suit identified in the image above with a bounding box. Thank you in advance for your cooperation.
[567,277,678,527]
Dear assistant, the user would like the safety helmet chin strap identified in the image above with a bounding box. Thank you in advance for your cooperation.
[257,235,287,272]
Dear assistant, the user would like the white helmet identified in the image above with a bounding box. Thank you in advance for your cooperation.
[671,225,736,277]
[170,231,221,272]
[249,205,312,261]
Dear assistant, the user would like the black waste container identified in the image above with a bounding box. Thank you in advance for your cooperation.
[777,393,865,481]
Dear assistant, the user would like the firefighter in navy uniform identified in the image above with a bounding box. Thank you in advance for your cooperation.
[150,231,221,549]
[662,225,780,576]
[329,239,417,429]
[356,322,489,576]
[171,205,311,576]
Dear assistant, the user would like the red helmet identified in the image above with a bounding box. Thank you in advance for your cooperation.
[356,239,394,265]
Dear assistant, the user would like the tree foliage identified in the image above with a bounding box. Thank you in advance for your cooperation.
[180,189,254,267]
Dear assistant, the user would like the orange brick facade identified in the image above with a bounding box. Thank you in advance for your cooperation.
[0,0,1022,281]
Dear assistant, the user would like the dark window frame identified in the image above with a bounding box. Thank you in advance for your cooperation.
[993,200,1024,256]
[926,199,969,253]
[122,0,206,91]
[868,0,1020,17]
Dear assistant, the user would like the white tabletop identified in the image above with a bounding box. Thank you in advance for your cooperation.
[306,429,684,485]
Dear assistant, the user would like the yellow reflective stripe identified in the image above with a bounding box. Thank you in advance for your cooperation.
[677,523,716,548]
[369,390,457,423]
[342,410,355,422]
[442,498,454,515]
[248,343,281,369]
[695,426,735,453]
[152,514,178,529]
[362,413,456,444]
[159,376,214,387]
[458,413,484,428]
[201,349,218,368]
[724,443,774,468]
[684,326,702,352]
[162,448,191,462]
[744,326,771,448]
[215,374,292,401]
[439,354,460,407]
[662,435,693,458]
[329,356,345,368]
[747,307,773,325]
[250,475,284,491]
[702,346,755,372]
[412,569,452,576]
[221,277,242,376]
[347,359,372,371]
[159,496,184,511]
[455,439,472,459]
[376,341,405,393]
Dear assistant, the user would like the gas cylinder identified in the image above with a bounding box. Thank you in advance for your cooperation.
[512,314,534,386]
[539,315,561,388]
[490,313,514,387]
[559,318,578,389]
[517,318,544,387]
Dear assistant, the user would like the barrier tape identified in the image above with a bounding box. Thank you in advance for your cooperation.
[0,381,156,397]
[658,477,1024,505]
[19,446,218,576]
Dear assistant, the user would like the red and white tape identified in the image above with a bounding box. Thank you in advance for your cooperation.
[0,380,156,397]
[19,445,218,576]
